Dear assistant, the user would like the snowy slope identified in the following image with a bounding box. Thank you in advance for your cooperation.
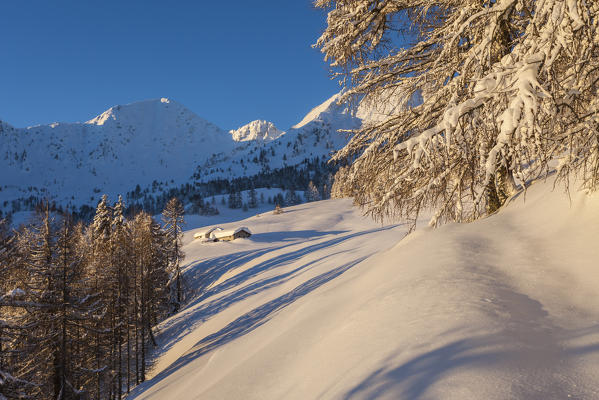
[129,180,599,399]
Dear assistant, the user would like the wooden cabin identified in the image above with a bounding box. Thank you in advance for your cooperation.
[213,227,252,242]
[193,226,223,241]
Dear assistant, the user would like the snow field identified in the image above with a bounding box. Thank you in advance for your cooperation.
[130,180,599,399]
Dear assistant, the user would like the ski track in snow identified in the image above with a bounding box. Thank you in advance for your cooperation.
[130,186,599,400]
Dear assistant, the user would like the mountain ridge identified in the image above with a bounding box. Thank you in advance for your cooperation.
[0,93,362,215]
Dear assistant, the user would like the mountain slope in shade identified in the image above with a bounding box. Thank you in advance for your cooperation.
[230,120,284,142]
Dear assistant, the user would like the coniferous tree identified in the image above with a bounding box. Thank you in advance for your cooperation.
[0,206,98,399]
[305,181,321,202]
[161,198,185,313]
[0,195,175,399]
[248,188,258,209]
[90,194,114,398]
[111,196,131,399]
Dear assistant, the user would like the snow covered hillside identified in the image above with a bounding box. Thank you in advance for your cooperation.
[0,98,234,208]
[129,180,599,399]
[0,93,359,214]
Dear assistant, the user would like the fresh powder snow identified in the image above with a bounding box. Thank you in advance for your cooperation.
[129,178,599,399]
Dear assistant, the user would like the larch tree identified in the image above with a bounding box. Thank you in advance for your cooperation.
[315,0,599,227]
[0,197,174,400]
[2,206,96,399]
[90,194,113,398]
[161,198,185,313]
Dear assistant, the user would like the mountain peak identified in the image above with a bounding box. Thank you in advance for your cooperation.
[291,93,349,130]
[229,120,284,142]
[85,98,186,126]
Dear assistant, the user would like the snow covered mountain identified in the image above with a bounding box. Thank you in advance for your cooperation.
[0,98,236,209]
[0,93,361,214]
[230,120,284,142]
[194,93,360,182]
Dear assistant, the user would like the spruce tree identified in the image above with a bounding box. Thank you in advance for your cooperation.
[248,188,258,209]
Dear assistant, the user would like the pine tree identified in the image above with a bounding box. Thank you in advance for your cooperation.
[305,181,321,202]
[161,198,185,313]
[227,193,235,209]
[235,191,243,209]
[284,190,300,206]
[248,188,258,208]
[316,0,599,226]
[111,196,131,399]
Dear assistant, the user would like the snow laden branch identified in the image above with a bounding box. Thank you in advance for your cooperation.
[316,0,599,226]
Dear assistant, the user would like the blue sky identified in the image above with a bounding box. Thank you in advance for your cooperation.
[0,1,340,130]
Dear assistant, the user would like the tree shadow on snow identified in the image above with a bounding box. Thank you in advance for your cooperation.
[251,229,347,243]
[134,257,367,398]
[341,325,599,400]
[150,225,399,370]
[185,226,395,309]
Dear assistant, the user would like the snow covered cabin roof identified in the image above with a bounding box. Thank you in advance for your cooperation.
[193,226,223,239]
[212,227,252,239]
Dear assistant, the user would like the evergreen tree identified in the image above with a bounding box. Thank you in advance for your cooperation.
[305,181,321,202]
[284,190,301,206]
[111,196,131,399]
[248,188,258,209]
[161,198,185,313]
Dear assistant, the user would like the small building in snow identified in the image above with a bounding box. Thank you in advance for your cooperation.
[193,227,223,241]
[213,227,252,242]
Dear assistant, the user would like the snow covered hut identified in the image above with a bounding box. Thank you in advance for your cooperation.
[193,227,223,241]
[213,227,252,242]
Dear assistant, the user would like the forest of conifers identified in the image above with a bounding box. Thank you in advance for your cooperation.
[0,196,185,400]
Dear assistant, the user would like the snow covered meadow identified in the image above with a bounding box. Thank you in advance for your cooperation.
[130,179,599,399]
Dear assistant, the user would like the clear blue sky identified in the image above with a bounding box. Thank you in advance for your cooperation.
[0,1,340,130]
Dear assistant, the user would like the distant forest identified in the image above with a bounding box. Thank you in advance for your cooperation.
[2,157,339,223]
